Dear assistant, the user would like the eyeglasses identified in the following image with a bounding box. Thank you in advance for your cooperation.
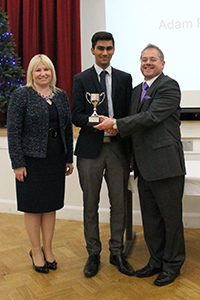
[140,57,161,63]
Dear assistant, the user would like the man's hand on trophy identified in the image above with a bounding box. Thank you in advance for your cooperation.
[94,116,118,134]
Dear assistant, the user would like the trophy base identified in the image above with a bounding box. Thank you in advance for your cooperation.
[88,116,99,125]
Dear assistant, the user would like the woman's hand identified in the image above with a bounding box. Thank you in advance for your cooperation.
[65,163,73,176]
[14,167,27,182]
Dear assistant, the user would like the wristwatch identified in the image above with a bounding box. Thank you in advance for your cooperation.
[113,119,118,129]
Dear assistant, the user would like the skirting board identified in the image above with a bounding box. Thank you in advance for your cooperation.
[0,198,199,228]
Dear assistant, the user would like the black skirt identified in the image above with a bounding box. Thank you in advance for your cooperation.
[16,103,66,213]
[16,135,66,213]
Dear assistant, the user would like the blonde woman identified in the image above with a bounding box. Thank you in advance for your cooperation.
[7,54,73,273]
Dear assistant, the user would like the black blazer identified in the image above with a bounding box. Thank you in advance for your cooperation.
[7,87,73,169]
[117,73,186,181]
[72,66,132,159]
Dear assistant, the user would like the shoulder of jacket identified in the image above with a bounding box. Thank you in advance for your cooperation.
[133,82,142,91]
[11,87,31,104]
[164,74,178,83]
[55,87,65,95]
[54,88,69,102]
[75,67,93,78]
[112,67,131,78]
[12,86,29,95]
[159,74,179,88]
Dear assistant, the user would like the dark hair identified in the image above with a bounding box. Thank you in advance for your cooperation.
[140,43,164,61]
[91,31,115,49]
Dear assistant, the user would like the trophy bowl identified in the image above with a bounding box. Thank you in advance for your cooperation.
[86,92,105,124]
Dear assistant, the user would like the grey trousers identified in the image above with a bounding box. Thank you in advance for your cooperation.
[138,175,186,273]
[77,142,129,256]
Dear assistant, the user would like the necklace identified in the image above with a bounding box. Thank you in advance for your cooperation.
[37,90,55,105]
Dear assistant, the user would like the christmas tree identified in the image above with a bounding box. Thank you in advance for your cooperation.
[0,8,25,127]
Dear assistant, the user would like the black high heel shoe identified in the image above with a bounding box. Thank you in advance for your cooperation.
[42,247,58,270]
[46,260,58,270]
[29,250,49,273]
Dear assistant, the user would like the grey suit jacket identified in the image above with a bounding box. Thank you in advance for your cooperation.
[117,73,186,181]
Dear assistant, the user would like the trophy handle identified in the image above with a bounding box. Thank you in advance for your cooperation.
[98,92,105,105]
[86,92,91,104]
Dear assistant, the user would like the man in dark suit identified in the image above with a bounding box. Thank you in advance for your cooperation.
[72,31,134,277]
[94,44,186,286]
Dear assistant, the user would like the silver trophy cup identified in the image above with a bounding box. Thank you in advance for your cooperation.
[86,92,105,124]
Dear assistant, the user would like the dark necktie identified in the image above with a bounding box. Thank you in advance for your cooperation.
[100,70,108,115]
[141,82,149,101]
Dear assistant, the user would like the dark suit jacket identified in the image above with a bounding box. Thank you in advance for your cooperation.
[7,87,73,169]
[72,65,132,160]
[117,73,186,181]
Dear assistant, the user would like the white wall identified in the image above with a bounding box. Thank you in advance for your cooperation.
[80,0,106,71]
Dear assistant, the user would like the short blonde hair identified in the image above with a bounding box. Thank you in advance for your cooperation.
[26,54,57,91]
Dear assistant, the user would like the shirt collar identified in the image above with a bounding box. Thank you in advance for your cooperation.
[94,64,112,76]
[144,73,162,88]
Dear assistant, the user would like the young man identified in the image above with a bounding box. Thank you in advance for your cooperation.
[95,44,186,286]
[72,31,134,277]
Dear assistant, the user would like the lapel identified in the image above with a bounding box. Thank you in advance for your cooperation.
[90,66,108,114]
[90,66,102,94]
[52,92,65,127]
[131,83,143,113]
[111,67,116,102]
